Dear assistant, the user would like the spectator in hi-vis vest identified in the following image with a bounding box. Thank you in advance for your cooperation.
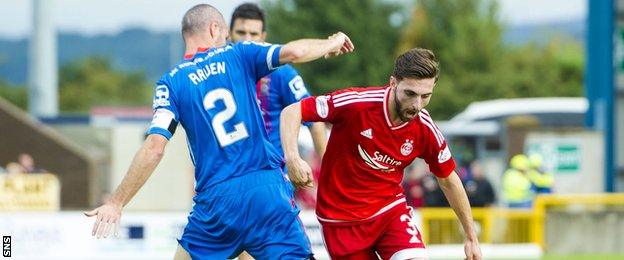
[503,154,535,208]
[527,153,554,194]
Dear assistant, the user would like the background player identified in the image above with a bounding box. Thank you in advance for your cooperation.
[229,3,327,170]
[84,3,354,260]
[229,5,328,260]
[281,48,481,259]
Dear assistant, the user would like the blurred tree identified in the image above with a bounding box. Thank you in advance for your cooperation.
[400,0,583,119]
[60,57,152,112]
[0,80,27,109]
[262,0,405,95]
[501,39,583,98]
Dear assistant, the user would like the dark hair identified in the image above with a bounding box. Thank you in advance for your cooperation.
[392,48,439,82]
[230,3,265,31]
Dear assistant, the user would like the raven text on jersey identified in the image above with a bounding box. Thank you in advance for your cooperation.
[188,62,226,85]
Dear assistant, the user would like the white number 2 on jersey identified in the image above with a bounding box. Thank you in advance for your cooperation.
[203,88,249,147]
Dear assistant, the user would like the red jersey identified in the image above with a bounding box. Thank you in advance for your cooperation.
[301,86,456,222]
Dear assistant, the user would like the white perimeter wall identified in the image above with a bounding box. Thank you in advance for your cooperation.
[110,125,194,211]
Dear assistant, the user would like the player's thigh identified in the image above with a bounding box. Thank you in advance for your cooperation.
[321,222,383,259]
[244,183,312,259]
[177,197,244,259]
[375,207,428,260]
[173,244,191,260]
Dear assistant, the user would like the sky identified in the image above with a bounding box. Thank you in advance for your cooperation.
[0,0,586,40]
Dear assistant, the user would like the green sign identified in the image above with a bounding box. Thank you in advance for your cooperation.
[527,142,580,174]
[556,144,580,172]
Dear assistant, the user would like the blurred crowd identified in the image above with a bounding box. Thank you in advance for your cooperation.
[0,153,47,175]
[401,152,554,209]
[402,159,496,209]
[292,147,554,210]
[3,149,554,210]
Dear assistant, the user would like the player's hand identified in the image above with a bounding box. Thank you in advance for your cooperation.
[285,157,314,189]
[325,32,355,59]
[84,202,122,239]
[464,239,482,260]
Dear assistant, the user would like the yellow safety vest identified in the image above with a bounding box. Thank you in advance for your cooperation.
[527,169,554,189]
[503,168,534,203]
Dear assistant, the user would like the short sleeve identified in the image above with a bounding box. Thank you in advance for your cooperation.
[418,110,456,178]
[300,94,338,124]
[301,88,385,125]
[276,66,311,127]
[237,41,282,80]
[146,81,179,140]
[278,66,310,105]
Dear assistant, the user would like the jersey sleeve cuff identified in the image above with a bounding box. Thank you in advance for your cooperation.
[146,127,173,140]
[432,159,456,178]
[300,96,317,122]
[270,45,282,69]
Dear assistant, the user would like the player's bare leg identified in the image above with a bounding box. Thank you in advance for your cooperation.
[237,251,254,260]
[173,244,191,260]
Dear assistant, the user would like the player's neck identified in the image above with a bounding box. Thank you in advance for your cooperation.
[183,37,214,58]
[387,87,405,126]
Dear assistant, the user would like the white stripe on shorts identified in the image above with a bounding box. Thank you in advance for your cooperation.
[390,248,429,260]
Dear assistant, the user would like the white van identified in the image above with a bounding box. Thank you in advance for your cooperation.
[439,97,588,137]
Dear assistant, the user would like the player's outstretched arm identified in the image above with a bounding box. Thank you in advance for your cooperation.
[280,102,314,188]
[84,134,168,238]
[308,122,327,159]
[279,32,354,64]
[436,172,482,260]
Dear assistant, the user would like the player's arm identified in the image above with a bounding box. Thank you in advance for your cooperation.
[281,102,314,189]
[436,172,482,260]
[84,134,167,238]
[283,91,342,187]
[278,67,327,157]
[279,32,354,64]
[307,122,327,158]
[85,79,177,239]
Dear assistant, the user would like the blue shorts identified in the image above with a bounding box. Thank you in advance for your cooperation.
[178,169,312,259]
[281,164,295,195]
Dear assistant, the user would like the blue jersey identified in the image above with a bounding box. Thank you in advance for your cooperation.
[256,65,311,157]
[147,42,284,198]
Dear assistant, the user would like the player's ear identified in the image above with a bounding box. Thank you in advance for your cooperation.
[209,21,220,39]
[389,76,397,87]
[260,32,267,42]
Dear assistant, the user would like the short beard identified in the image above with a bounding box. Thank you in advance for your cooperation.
[393,87,411,122]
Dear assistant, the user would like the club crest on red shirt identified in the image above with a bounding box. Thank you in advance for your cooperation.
[400,139,414,156]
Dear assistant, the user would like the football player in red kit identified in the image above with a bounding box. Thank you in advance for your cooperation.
[280,48,481,260]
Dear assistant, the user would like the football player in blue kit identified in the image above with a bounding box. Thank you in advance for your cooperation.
[84,4,354,260]
[229,4,329,260]
[229,3,328,160]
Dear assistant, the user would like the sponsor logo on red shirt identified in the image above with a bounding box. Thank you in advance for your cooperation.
[358,144,402,172]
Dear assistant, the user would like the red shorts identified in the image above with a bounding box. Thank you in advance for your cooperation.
[320,204,427,260]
